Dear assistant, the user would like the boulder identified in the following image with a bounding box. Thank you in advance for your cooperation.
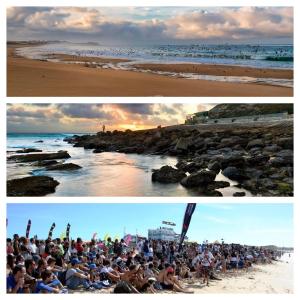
[46,163,82,171]
[93,148,104,153]
[207,181,230,190]
[16,148,42,153]
[207,160,221,173]
[33,160,58,167]
[152,166,187,183]
[222,166,249,181]
[34,140,44,143]
[275,137,293,149]
[219,154,246,169]
[246,139,264,149]
[180,170,216,188]
[8,151,71,163]
[7,176,59,196]
[175,137,193,152]
[246,154,270,166]
[233,192,246,197]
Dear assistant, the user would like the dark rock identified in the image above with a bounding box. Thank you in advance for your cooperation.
[34,140,44,143]
[244,168,264,179]
[180,170,216,188]
[222,167,249,181]
[276,137,293,149]
[268,149,293,167]
[199,189,223,197]
[246,139,264,149]
[233,192,246,197]
[177,161,205,173]
[246,154,270,166]
[46,163,82,171]
[93,148,104,153]
[207,160,221,173]
[120,146,145,154]
[152,166,187,183]
[8,151,71,163]
[263,145,282,154]
[219,154,246,169]
[16,148,42,153]
[207,181,230,190]
[33,160,58,167]
[175,137,193,152]
[7,176,59,196]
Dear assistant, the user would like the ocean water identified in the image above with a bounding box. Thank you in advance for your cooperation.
[16,43,293,88]
[7,133,253,197]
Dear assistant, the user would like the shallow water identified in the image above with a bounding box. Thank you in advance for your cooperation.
[7,133,252,197]
[16,43,293,88]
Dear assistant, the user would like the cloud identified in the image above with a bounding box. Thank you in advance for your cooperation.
[113,104,155,115]
[57,104,111,119]
[7,7,293,43]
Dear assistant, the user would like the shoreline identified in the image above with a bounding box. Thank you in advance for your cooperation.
[7,119,294,197]
[7,44,293,96]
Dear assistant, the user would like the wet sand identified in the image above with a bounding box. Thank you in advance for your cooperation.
[134,63,293,79]
[7,46,293,97]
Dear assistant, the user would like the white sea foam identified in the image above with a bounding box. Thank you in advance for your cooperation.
[15,43,293,88]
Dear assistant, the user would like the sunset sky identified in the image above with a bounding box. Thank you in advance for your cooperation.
[7,103,214,133]
[7,7,293,44]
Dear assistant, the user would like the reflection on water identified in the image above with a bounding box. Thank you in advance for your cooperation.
[7,133,252,197]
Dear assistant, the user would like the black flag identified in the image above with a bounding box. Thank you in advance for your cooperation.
[48,222,56,239]
[26,219,31,238]
[66,223,71,240]
[179,203,196,251]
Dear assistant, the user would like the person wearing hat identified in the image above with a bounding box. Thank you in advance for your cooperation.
[88,263,103,289]
[65,258,94,290]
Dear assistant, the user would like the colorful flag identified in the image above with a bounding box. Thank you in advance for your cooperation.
[66,223,71,240]
[178,203,196,251]
[60,232,66,240]
[48,222,56,239]
[92,232,97,240]
[26,219,31,238]
[124,234,132,245]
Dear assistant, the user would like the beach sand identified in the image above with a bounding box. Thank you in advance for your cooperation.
[7,45,293,97]
[71,255,293,294]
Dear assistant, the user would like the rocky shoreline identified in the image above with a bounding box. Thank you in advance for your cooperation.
[63,120,293,197]
[6,120,293,197]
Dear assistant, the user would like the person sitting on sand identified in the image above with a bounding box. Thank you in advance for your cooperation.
[100,259,120,283]
[65,258,94,290]
[157,265,193,293]
[7,265,26,293]
[35,269,67,293]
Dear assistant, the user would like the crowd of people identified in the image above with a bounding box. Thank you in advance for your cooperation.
[6,234,282,294]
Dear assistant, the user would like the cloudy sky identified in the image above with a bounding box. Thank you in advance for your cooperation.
[7,7,293,44]
[7,103,214,133]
